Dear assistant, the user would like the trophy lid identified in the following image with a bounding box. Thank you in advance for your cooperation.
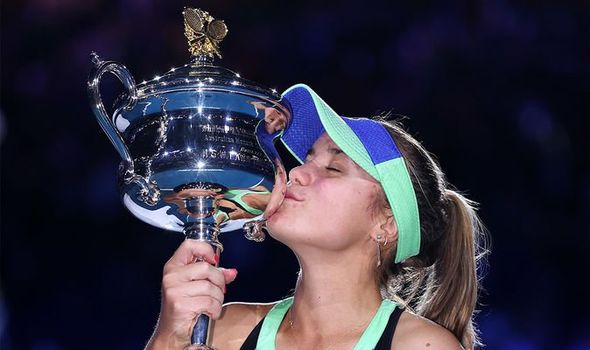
[132,7,280,101]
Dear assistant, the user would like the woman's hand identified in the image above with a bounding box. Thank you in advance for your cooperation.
[146,240,238,350]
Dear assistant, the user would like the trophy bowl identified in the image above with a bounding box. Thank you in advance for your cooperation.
[87,8,290,349]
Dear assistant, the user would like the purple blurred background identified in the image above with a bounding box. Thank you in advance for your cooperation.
[1,1,588,349]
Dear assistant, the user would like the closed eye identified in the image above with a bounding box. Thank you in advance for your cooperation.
[326,167,341,173]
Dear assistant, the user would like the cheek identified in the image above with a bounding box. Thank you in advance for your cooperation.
[311,183,379,234]
[266,182,381,245]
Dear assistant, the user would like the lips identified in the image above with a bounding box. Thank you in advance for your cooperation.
[284,189,304,202]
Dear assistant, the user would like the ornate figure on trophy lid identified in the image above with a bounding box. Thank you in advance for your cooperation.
[87,8,291,349]
[183,8,228,60]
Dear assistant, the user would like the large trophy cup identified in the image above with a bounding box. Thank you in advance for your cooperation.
[88,8,289,349]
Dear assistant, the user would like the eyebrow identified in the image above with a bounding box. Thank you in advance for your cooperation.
[306,147,344,157]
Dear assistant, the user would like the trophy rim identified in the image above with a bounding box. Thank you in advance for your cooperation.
[133,64,282,101]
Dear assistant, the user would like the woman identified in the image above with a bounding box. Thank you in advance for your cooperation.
[146,84,487,350]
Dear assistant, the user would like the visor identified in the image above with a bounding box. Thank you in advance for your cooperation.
[279,84,420,263]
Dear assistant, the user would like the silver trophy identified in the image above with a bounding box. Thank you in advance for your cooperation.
[87,8,289,349]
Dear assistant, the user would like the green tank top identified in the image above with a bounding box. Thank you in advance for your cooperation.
[255,297,398,349]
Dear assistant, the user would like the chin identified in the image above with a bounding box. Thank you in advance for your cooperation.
[266,211,305,243]
[265,212,289,239]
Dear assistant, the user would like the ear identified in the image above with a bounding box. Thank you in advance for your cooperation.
[370,209,398,245]
[381,213,398,245]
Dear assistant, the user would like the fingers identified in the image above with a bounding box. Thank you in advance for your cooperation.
[154,241,240,340]
[161,268,237,321]
[222,268,238,284]
[164,239,217,274]
[163,261,227,291]
[164,292,224,320]
[165,279,225,306]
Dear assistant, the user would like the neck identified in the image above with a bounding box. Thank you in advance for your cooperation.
[287,251,383,336]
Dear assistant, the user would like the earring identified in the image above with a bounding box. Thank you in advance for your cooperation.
[375,234,383,267]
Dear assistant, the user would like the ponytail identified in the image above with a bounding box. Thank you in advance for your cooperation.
[416,190,486,349]
[377,120,489,349]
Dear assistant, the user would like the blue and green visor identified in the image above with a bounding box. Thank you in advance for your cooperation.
[278,84,420,263]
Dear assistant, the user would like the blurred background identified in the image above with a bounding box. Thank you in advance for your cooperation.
[1,0,588,349]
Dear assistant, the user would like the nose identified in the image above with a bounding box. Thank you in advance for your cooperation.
[288,162,315,186]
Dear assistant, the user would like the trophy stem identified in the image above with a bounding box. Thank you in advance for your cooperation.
[182,193,223,350]
[184,222,222,251]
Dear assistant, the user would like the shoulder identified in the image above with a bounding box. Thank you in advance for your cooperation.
[392,309,464,350]
[210,301,277,350]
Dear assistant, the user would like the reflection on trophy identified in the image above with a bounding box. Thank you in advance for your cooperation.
[87,8,289,349]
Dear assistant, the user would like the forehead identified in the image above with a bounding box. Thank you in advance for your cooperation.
[312,133,339,149]
[309,134,378,182]
[308,133,347,157]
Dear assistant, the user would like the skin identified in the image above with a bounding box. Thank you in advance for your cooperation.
[263,107,287,134]
[146,134,462,350]
[249,101,288,134]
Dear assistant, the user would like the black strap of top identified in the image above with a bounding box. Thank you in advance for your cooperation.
[240,316,265,350]
[239,305,404,350]
[374,305,404,350]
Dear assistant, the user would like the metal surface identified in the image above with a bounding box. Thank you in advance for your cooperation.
[88,58,289,234]
[87,7,290,349]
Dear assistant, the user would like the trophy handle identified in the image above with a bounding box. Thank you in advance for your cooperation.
[87,53,159,204]
[87,52,137,168]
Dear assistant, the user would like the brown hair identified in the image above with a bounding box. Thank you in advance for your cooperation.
[376,120,489,349]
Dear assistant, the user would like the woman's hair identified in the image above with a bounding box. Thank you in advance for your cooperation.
[375,119,489,350]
